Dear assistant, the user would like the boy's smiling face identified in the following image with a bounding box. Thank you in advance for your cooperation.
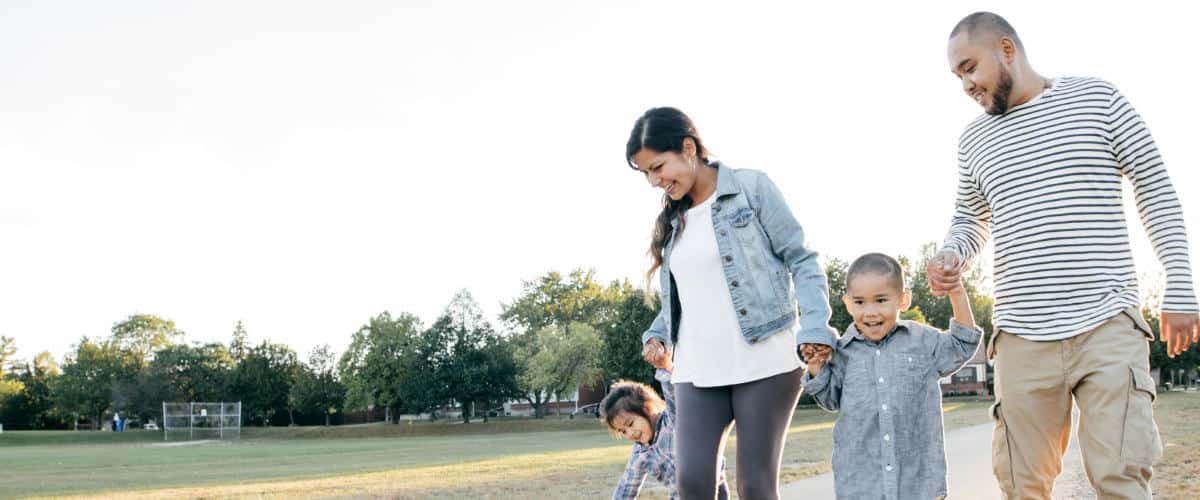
[843,271,912,342]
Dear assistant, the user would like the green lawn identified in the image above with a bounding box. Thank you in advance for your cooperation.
[0,399,995,499]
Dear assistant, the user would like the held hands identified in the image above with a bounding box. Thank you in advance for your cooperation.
[643,338,673,371]
[1162,311,1200,358]
[800,343,832,377]
[927,249,963,298]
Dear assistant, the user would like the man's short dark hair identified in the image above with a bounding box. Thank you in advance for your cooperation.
[847,253,905,292]
[950,11,1023,50]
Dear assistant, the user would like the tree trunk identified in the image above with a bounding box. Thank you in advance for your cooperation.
[325,412,331,426]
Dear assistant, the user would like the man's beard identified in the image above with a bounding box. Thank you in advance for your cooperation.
[987,66,1014,116]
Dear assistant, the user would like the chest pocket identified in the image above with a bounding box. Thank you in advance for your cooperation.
[729,207,756,227]
[726,207,774,274]
[891,352,931,396]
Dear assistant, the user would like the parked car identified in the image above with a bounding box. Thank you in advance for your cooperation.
[144,422,159,430]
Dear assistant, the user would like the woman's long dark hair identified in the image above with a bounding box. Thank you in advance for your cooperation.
[625,107,712,290]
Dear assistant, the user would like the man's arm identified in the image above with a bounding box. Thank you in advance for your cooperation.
[1110,85,1200,356]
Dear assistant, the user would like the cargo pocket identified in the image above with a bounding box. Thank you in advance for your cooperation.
[1121,366,1162,467]
[991,400,1016,495]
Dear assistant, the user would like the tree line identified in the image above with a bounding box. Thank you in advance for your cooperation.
[2,244,1194,429]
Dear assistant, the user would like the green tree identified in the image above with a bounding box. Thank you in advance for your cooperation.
[500,269,620,334]
[825,258,853,333]
[1,352,68,430]
[110,314,183,368]
[0,336,22,412]
[54,338,135,429]
[291,344,345,426]
[227,341,298,426]
[230,321,250,362]
[901,306,928,324]
[0,335,16,376]
[597,286,660,389]
[521,322,602,417]
[435,290,521,423]
[475,335,521,423]
[338,312,423,420]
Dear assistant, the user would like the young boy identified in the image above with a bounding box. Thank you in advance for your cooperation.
[601,342,728,500]
[802,253,982,500]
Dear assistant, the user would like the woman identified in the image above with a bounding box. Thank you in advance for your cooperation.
[626,107,835,499]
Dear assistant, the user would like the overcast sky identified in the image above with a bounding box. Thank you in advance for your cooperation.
[2,0,1197,363]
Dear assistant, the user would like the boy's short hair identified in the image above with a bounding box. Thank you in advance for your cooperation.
[847,253,906,292]
[600,380,666,437]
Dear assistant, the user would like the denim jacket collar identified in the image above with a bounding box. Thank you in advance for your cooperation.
[668,162,740,232]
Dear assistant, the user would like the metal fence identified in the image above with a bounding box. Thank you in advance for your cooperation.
[162,402,241,441]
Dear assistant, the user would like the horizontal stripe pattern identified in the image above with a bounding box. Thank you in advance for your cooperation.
[943,77,1197,340]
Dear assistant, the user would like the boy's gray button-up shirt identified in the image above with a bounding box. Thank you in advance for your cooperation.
[802,320,982,500]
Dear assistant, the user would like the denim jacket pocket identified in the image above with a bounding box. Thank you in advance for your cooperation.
[729,207,755,227]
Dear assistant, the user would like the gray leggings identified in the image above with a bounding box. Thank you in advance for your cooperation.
[674,367,803,500]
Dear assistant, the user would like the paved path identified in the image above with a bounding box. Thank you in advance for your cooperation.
[781,411,1094,499]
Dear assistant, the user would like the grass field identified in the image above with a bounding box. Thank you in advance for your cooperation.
[1,393,1195,499]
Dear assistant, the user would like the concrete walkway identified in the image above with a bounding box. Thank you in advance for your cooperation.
[781,412,1094,499]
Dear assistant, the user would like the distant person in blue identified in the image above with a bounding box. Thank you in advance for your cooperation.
[626,107,836,499]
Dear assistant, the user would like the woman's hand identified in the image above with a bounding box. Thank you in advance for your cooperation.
[800,343,832,377]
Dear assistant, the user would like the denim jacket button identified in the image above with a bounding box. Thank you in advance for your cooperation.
[719,229,727,236]
[739,309,747,316]
[724,255,733,263]
[731,280,739,287]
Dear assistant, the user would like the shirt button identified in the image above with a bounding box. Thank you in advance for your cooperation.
[724,255,733,263]
[878,377,884,383]
[884,434,890,441]
[875,350,881,356]
[885,465,893,472]
[882,404,888,411]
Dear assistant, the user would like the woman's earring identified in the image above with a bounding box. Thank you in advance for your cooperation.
[689,158,696,172]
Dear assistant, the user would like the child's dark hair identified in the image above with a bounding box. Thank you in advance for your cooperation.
[600,380,666,437]
[847,253,906,291]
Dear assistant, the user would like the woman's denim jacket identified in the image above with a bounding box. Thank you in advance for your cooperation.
[643,163,837,348]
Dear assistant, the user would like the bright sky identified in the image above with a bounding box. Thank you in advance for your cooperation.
[2,1,1197,363]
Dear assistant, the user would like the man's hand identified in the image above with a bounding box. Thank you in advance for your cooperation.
[927,249,963,298]
[800,343,832,377]
[643,338,672,370]
[1162,311,1200,358]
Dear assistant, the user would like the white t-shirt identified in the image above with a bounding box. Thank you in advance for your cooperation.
[669,193,801,387]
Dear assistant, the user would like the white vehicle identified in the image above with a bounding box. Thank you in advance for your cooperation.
[144,422,160,431]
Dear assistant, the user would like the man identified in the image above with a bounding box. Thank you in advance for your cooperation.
[930,11,1200,499]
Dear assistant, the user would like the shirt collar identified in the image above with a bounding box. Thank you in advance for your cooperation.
[839,320,913,348]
